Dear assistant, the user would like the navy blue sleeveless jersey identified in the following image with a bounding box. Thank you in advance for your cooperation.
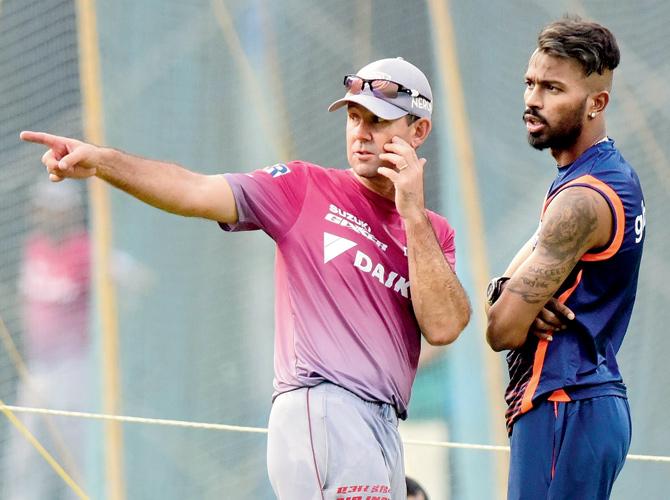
[505,139,646,435]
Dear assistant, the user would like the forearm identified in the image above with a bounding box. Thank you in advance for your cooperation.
[504,233,537,276]
[484,235,536,316]
[97,148,237,222]
[405,213,471,345]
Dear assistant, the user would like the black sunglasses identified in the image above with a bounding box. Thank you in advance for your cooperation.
[343,75,431,103]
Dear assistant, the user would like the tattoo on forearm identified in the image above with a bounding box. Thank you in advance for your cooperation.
[505,283,547,304]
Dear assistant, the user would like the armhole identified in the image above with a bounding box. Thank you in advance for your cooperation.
[541,175,625,262]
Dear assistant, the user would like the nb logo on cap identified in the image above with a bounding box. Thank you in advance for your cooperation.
[411,96,432,112]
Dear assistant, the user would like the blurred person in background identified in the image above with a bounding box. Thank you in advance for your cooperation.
[5,178,150,499]
[486,17,645,500]
[406,476,429,500]
[20,57,471,499]
[6,179,92,500]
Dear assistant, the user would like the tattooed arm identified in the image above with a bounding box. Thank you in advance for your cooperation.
[486,187,612,351]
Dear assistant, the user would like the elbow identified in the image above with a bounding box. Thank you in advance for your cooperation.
[486,329,509,352]
[424,306,471,346]
[486,309,524,352]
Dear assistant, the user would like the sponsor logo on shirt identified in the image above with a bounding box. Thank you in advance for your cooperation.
[325,204,388,251]
[323,233,409,298]
[354,251,410,298]
[323,233,357,263]
[262,163,291,178]
[635,200,646,244]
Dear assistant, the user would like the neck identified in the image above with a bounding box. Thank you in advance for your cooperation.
[551,125,607,167]
[351,169,396,200]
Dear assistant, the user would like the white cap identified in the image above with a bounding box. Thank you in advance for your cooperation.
[328,57,433,119]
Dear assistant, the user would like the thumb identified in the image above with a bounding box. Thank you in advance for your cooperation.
[58,145,95,174]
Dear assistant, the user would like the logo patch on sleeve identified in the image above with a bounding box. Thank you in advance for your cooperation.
[263,163,291,178]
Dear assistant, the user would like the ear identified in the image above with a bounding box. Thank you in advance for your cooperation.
[411,118,432,148]
[590,90,610,116]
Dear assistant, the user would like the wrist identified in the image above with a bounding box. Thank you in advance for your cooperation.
[97,147,119,178]
[486,276,510,306]
[401,209,429,226]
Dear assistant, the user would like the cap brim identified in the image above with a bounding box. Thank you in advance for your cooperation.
[327,94,408,120]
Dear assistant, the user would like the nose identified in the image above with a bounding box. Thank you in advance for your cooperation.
[352,119,373,141]
[525,85,542,110]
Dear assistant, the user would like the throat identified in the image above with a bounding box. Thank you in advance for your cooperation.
[351,169,396,200]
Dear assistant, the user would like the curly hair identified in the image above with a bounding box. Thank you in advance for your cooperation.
[538,16,620,76]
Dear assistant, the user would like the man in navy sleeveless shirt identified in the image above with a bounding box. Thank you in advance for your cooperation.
[486,17,645,500]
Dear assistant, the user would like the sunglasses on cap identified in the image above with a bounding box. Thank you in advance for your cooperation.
[343,75,432,103]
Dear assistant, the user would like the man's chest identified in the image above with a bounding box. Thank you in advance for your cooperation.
[282,190,412,299]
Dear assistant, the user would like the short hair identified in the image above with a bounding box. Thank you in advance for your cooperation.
[406,476,429,500]
[537,16,620,76]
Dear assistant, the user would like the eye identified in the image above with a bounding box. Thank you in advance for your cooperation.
[524,79,534,89]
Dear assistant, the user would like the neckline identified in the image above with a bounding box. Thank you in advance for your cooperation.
[345,169,397,210]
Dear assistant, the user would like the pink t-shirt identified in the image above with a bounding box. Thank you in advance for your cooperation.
[19,231,91,362]
[223,161,455,417]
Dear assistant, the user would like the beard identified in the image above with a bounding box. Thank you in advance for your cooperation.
[525,99,587,151]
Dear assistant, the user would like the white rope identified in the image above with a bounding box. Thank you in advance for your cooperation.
[3,404,669,463]
[1,404,268,434]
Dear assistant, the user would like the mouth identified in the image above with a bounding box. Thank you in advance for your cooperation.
[353,150,375,160]
[524,114,546,134]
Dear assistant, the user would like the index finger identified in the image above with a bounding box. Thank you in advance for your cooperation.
[20,131,66,149]
[550,298,575,321]
[383,136,412,152]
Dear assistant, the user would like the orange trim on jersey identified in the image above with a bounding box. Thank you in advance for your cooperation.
[519,270,583,414]
[520,339,549,413]
[548,389,571,402]
[541,175,625,262]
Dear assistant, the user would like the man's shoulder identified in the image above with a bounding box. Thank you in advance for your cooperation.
[278,160,343,177]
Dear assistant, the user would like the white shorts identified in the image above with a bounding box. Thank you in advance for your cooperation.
[267,383,406,500]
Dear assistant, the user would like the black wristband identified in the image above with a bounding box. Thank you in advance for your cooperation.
[486,276,510,306]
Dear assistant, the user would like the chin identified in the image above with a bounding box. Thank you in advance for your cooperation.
[527,134,550,150]
[351,162,380,177]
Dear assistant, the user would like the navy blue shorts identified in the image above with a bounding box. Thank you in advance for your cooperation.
[508,396,631,500]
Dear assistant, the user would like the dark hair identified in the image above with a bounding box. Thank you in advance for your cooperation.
[406,476,429,500]
[538,16,620,76]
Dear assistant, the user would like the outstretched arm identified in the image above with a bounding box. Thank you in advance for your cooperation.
[486,186,612,351]
[379,137,471,346]
[20,131,238,223]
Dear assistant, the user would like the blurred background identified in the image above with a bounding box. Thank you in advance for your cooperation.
[0,0,668,498]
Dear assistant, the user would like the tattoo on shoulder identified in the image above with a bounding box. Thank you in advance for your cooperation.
[505,189,598,305]
[538,189,599,262]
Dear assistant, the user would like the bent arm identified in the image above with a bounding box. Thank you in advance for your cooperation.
[486,186,612,351]
[504,228,540,277]
[406,214,471,346]
[21,131,238,223]
[484,230,538,316]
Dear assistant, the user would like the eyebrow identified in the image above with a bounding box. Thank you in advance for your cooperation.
[524,75,565,87]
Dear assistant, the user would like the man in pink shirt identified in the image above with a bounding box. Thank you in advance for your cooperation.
[7,180,92,500]
[21,57,471,499]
